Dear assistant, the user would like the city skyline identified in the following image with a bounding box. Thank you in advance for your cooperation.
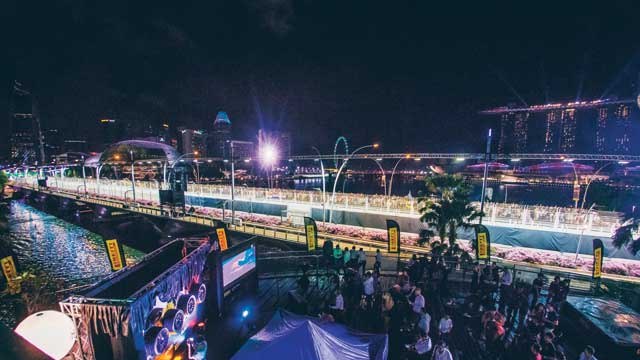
[4,1,640,160]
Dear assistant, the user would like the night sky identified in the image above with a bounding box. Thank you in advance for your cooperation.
[3,0,640,154]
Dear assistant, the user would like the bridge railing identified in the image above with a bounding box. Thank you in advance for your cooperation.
[11,175,621,235]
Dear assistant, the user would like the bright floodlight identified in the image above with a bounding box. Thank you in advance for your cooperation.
[15,311,77,360]
[618,161,630,165]
[260,144,278,166]
[511,158,521,162]
[455,157,465,162]
[242,309,250,318]
[372,143,380,149]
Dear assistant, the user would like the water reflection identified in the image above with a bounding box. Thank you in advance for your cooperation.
[0,201,145,325]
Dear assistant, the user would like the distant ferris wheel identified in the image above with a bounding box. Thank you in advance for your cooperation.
[333,136,349,169]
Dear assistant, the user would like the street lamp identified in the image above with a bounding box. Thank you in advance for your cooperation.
[580,161,620,209]
[563,158,579,208]
[228,140,254,226]
[259,143,278,189]
[167,152,200,186]
[388,153,411,197]
[312,146,327,222]
[81,155,87,196]
[129,150,136,203]
[328,143,379,223]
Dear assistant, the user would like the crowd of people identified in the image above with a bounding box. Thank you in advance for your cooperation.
[297,241,601,360]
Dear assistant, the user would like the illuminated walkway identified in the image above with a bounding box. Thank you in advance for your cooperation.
[15,176,620,238]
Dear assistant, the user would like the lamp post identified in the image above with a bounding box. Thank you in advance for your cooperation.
[387,154,411,197]
[329,143,378,223]
[580,161,621,209]
[312,146,326,222]
[575,203,596,263]
[129,150,136,203]
[231,142,236,226]
[259,143,278,189]
[81,155,87,196]
[371,159,387,196]
[479,128,492,224]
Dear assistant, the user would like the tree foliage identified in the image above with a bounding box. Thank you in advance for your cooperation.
[0,171,7,196]
[612,215,640,255]
[418,174,482,247]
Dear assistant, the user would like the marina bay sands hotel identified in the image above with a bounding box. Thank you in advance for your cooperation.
[481,97,640,155]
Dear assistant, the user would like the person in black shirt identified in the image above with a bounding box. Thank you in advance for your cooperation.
[547,276,561,305]
[322,239,334,269]
[540,332,556,360]
[470,264,480,293]
[544,303,559,332]
[532,273,544,309]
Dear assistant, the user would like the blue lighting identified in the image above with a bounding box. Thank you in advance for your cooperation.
[242,309,250,319]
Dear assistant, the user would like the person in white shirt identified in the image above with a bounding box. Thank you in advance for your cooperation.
[363,272,375,296]
[413,334,432,357]
[330,290,344,311]
[438,315,453,342]
[432,341,453,360]
[418,309,431,335]
[578,345,597,360]
[501,268,513,287]
[412,287,426,314]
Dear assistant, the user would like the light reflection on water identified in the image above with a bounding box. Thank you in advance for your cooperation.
[0,201,145,326]
[5,201,144,284]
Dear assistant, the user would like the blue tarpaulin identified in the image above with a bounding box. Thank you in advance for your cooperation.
[232,310,388,360]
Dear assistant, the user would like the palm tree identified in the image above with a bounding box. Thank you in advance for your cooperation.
[612,214,640,255]
[0,170,7,197]
[418,174,482,248]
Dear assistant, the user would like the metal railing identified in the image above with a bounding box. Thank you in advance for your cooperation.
[11,175,621,236]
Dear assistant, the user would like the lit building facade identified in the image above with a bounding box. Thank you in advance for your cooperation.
[210,111,232,158]
[482,99,639,154]
[178,128,208,156]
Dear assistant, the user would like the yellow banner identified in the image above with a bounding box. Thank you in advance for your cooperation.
[477,233,488,260]
[1,256,17,283]
[306,224,316,251]
[593,247,602,278]
[217,228,228,251]
[388,227,399,253]
[1,256,20,294]
[105,239,124,271]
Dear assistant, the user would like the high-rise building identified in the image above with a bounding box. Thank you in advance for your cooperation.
[229,140,255,160]
[9,81,44,164]
[481,99,639,154]
[210,111,232,158]
[98,119,124,149]
[178,128,207,156]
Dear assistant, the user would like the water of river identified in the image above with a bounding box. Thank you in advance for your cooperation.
[0,201,145,326]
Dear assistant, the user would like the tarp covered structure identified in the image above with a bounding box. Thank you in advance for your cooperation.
[233,310,388,360]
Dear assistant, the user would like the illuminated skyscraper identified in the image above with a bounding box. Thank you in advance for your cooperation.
[210,111,232,158]
[481,98,639,154]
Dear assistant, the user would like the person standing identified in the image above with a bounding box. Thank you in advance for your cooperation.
[333,244,343,269]
[438,315,453,343]
[532,273,545,308]
[578,345,597,360]
[412,287,426,315]
[432,340,453,360]
[418,308,431,335]
[358,247,366,273]
[350,246,358,268]
[499,268,513,313]
[343,246,351,269]
[322,239,334,269]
